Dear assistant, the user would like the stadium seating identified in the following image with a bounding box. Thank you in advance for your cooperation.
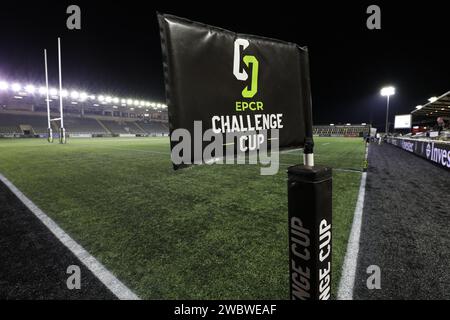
[0,113,48,134]
[62,117,108,135]
[0,112,170,136]
[313,125,370,137]
[0,113,21,134]
[138,122,169,134]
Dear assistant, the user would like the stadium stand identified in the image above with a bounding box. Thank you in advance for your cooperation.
[0,113,20,134]
[61,117,108,135]
[101,120,132,134]
[0,112,169,136]
[313,125,370,137]
[0,113,48,135]
[138,121,169,135]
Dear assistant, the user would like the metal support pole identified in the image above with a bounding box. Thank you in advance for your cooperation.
[58,37,66,144]
[44,49,53,143]
[385,95,390,136]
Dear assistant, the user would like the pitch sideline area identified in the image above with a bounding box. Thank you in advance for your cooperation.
[0,137,365,299]
[353,143,450,299]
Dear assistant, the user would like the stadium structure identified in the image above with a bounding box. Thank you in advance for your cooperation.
[0,80,374,141]
[0,79,169,138]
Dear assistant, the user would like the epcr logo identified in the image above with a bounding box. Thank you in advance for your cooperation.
[426,143,431,159]
[233,39,259,98]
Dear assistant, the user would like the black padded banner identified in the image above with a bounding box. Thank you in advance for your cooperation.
[158,13,313,167]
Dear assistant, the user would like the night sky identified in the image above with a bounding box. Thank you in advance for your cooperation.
[0,1,448,128]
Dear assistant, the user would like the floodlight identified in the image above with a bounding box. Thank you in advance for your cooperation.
[121,99,127,104]
[0,81,8,90]
[25,84,35,94]
[415,105,423,110]
[98,95,105,102]
[330,123,334,126]
[61,89,69,98]
[105,96,112,103]
[71,91,79,99]
[127,99,133,105]
[133,100,139,106]
[11,83,21,92]
[380,86,395,97]
[79,92,88,101]
[113,97,119,104]
[39,87,47,95]
[49,88,58,96]
[428,96,438,103]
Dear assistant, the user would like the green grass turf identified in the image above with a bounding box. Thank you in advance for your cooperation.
[0,136,365,299]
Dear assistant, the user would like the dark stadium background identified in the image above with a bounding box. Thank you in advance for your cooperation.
[0,1,448,129]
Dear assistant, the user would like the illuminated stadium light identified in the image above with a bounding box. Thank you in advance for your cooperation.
[71,101,78,105]
[13,95,23,99]
[11,83,21,92]
[0,81,8,90]
[380,86,395,97]
[361,123,367,125]
[415,105,423,110]
[93,103,99,106]
[130,107,135,110]
[25,84,36,94]
[346,123,351,126]
[0,78,167,113]
[428,96,438,103]
[71,91,79,99]
[330,123,334,126]
[113,106,118,109]
[380,86,396,135]
[79,92,88,101]
[38,87,47,95]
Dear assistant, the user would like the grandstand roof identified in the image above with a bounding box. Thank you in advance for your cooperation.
[411,91,450,118]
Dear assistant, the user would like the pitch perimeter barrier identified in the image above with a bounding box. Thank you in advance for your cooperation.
[386,137,450,171]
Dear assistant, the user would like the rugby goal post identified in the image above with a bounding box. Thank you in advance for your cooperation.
[44,37,66,144]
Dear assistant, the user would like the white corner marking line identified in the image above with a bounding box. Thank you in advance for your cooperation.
[0,173,140,300]
[337,144,369,300]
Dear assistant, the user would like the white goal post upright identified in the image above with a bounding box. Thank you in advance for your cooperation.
[44,49,53,143]
[57,37,66,144]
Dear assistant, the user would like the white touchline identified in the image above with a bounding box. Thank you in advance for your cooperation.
[0,173,140,300]
[337,144,369,300]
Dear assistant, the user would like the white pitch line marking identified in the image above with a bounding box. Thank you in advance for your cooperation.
[0,173,140,300]
[337,144,369,300]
